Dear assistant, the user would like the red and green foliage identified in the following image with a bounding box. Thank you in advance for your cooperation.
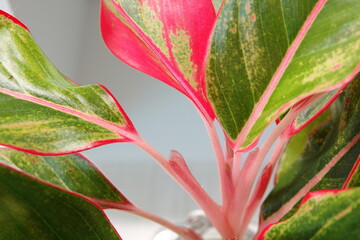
[0,0,359,239]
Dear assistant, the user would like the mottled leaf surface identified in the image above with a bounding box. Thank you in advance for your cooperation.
[101,0,216,119]
[0,164,121,240]
[0,13,136,154]
[0,148,128,204]
[259,188,360,240]
[206,0,360,148]
[262,76,360,221]
[290,89,339,134]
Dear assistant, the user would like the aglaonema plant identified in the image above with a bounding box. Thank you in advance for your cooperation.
[0,0,359,239]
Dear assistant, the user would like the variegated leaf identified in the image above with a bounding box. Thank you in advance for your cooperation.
[0,163,121,240]
[100,0,216,120]
[289,88,340,135]
[259,188,360,240]
[261,76,360,224]
[0,148,130,206]
[206,0,360,149]
[0,11,137,155]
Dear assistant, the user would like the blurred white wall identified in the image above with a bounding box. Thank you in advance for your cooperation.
[5,1,220,239]
[0,0,11,11]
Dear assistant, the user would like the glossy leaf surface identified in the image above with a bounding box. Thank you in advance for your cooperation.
[101,0,216,119]
[206,0,360,149]
[0,163,121,240]
[0,12,136,155]
[259,188,360,240]
[262,76,360,222]
[0,148,128,205]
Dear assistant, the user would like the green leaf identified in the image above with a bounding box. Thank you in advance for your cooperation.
[206,0,360,149]
[290,89,339,134]
[0,13,136,155]
[345,158,360,188]
[0,163,121,240]
[261,76,360,222]
[259,188,360,240]
[0,148,129,205]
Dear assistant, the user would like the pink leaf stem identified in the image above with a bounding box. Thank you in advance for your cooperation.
[257,133,360,236]
[234,0,328,150]
[204,120,234,214]
[133,136,234,239]
[96,200,203,240]
[238,136,288,237]
[232,151,242,183]
[229,97,316,235]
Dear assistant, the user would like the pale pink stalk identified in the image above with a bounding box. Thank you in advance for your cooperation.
[238,136,288,236]
[133,136,234,239]
[96,200,203,240]
[257,133,360,237]
[204,120,234,215]
[232,151,242,183]
[229,100,311,236]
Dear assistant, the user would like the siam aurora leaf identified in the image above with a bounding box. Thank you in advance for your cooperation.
[289,88,340,135]
[259,188,360,240]
[206,0,360,149]
[261,76,360,225]
[0,148,130,206]
[0,163,121,240]
[0,11,137,155]
[100,0,216,120]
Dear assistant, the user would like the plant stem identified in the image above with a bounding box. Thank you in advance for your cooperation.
[229,104,306,235]
[133,136,234,239]
[238,136,288,236]
[204,120,234,214]
[96,201,203,240]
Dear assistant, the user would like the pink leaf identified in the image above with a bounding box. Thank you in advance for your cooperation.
[100,0,216,120]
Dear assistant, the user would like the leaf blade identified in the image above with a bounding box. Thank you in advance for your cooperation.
[206,0,360,149]
[259,188,360,240]
[261,75,360,223]
[0,148,129,205]
[100,0,216,119]
[0,163,121,240]
[0,12,136,154]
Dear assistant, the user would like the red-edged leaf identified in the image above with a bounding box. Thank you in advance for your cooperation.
[0,163,121,239]
[100,0,216,120]
[288,88,341,135]
[0,147,131,207]
[259,188,360,240]
[343,156,360,189]
[206,0,360,149]
[0,11,138,155]
[261,75,360,229]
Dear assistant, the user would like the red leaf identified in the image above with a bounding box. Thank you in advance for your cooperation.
[100,0,216,119]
